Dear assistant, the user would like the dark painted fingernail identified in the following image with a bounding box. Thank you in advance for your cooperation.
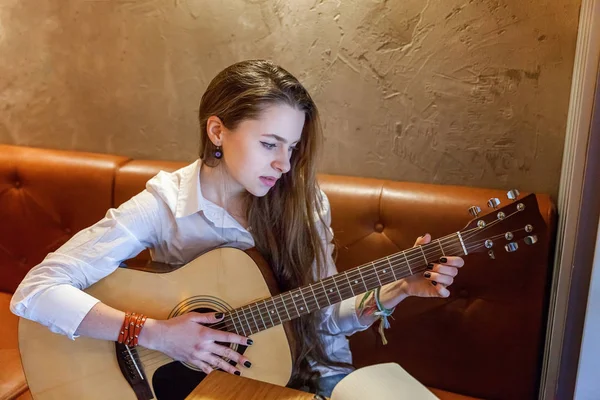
[424,272,431,278]
[244,361,252,368]
[432,281,438,286]
[426,263,434,270]
[234,371,241,376]
[440,257,447,263]
[215,312,224,319]
[247,339,253,345]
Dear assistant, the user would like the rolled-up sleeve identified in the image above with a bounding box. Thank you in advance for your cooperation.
[10,190,161,339]
[315,190,371,337]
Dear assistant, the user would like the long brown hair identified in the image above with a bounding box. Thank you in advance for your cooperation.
[198,60,349,390]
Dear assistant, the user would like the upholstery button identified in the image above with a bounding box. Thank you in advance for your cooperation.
[20,257,28,265]
[65,228,72,234]
[374,223,384,233]
[14,181,21,188]
[459,289,469,298]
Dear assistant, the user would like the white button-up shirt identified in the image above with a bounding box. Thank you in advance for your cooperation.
[10,160,368,376]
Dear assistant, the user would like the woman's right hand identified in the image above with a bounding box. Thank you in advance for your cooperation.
[138,312,252,375]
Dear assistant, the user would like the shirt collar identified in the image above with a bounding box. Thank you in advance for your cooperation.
[173,159,250,234]
[174,159,205,219]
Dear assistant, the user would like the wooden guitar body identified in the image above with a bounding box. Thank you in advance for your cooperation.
[18,248,293,400]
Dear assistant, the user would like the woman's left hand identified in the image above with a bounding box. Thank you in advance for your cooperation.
[397,233,464,299]
[357,233,465,325]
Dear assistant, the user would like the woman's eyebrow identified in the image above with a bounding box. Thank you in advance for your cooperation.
[262,133,299,144]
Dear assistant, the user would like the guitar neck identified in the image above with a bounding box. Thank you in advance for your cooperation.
[218,232,467,337]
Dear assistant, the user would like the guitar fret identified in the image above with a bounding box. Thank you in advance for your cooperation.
[320,280,331,306]
[234,309,247,337]
[298,289,310,313]
[224,318,234,333]
[263,299,275,327]
[332,275,342,300]
[419,246,428,265]
[248,305,259,333]
[255,303,267,330]
[357,266,369,292]
[309,284,320,308]
[344,273,356,296]
[228,315,240,335]
[403,252,412,275]
[241,307,253,335]
[323,278,337,303]
[373,262,382,286]
[387,256,398,280]
[438,240,445,257]
[280,295,292,320]
[272,297,285,323]
[289,292,301,316]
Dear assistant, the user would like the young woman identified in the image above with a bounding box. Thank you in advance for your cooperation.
[10,59,463,397]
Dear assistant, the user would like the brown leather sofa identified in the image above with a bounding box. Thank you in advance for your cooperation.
[0,144,556,400]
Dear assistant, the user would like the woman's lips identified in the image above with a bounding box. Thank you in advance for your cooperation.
[259,176,277,187]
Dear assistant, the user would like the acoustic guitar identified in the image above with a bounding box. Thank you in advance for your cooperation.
[18,191,546,400]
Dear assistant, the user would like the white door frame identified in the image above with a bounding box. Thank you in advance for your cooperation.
[539,0,600,398]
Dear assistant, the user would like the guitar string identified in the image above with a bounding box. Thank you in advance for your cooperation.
[138,234,519,370]
[152,201,529,338]
[148,215,524,341]
[140,242,468,366]
[138,209,531,367]
[137,239,523,369]
[148,222,507,341]
[202,216,529,335]
[207,227,481,330]
[205,242,465,333]
[137,240,468,368]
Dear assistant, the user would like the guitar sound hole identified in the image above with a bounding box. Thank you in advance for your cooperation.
[152,307,247,400]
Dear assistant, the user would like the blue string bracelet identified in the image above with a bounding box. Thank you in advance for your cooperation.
[374,287,395,345]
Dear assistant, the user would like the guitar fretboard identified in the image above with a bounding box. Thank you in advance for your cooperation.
[218,233,467,336]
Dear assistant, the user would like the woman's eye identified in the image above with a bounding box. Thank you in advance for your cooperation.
[289,146,297,152]
[261,142,276,149]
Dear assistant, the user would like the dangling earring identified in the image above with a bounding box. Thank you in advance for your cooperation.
[214,145,223,159]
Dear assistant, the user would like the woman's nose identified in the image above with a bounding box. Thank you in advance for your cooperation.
[273,149,291,173]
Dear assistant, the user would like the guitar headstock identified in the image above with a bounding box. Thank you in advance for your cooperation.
[460,190,547,259]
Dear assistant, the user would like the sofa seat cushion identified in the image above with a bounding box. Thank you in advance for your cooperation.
[0,292,28,400]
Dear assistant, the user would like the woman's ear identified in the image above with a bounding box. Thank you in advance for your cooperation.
[206,115,225,146]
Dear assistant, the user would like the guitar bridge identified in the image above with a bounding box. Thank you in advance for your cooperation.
[115,342,154,399]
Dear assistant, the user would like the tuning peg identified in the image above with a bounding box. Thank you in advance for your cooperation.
[505,242,519,252]
[487,198,501,209]
[507,189,520,201]
[524,235,538,245]
[469,206,481,218]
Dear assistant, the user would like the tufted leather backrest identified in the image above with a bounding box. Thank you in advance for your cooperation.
[0,145,128,293]
[0,146,556,399]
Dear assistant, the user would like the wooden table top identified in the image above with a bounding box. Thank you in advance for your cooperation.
[185,371,319,400]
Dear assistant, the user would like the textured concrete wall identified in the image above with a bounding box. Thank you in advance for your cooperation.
[0,0,580,198]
